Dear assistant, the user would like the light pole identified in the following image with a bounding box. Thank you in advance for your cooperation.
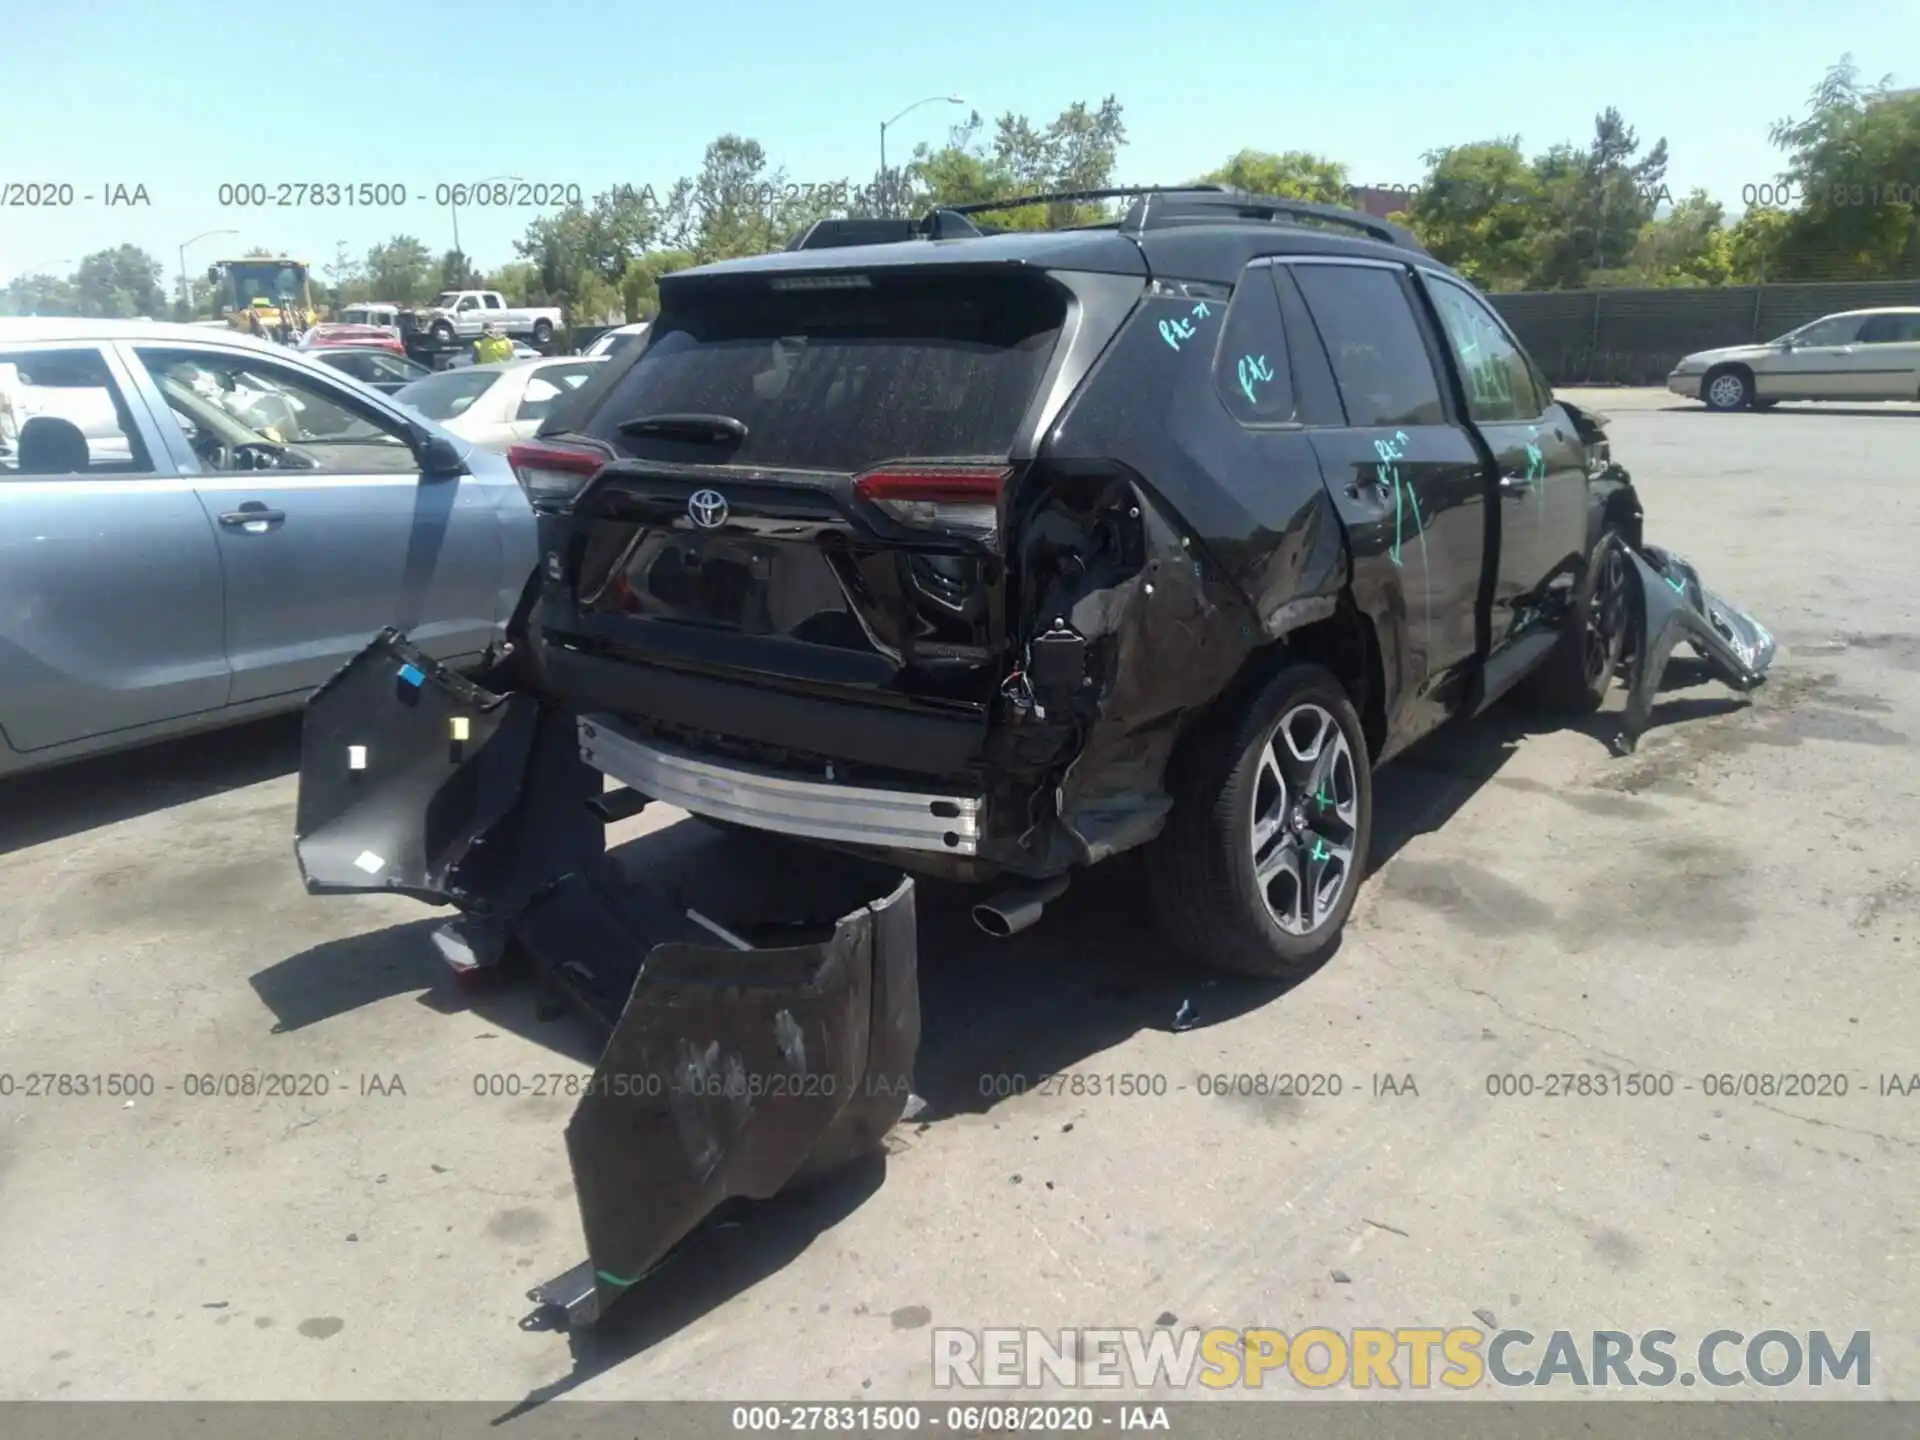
[879,95,964,216]
[178,229,238,317]
[450,175,525,269]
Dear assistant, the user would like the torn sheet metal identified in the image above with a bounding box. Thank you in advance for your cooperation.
[295,629,923,1331]
[1616,544,1776,755]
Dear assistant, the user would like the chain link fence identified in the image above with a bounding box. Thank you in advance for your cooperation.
[1488,279,1920,386]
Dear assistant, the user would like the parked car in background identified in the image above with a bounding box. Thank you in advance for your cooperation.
[393,355,603,452]
[584,322,650,358]
[442,340,541,369]
[0,318,538,779]
[300,322,408,356]
[398,290,563,349]
[311,346,432,393]
[1668,306,1920,410]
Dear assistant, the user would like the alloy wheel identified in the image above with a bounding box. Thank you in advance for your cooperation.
[1583,539,1630,687]
[1706,373,1748,409]
[1249,703,1360,936]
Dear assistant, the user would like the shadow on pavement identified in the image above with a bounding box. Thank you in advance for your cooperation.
[0,713,301,857]
[246,664,1761,1404]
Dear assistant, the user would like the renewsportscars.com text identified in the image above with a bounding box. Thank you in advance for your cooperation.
[932,1327,1871,1389]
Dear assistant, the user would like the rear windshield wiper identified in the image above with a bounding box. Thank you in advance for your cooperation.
[618,412,748,444]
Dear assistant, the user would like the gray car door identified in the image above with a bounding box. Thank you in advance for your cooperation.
[120,341,506,705]
[0,342,230,754]
[1853,312,1920,399]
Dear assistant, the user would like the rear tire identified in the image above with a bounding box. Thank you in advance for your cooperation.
[1520,526,1630,714]
[1145,664,1372,978]
[532,318,554,346]
[1703,367,1752,411]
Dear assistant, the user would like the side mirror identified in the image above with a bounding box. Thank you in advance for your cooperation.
[416,431,468,479]
[206,264,220,285]
[1780,336,1797,350]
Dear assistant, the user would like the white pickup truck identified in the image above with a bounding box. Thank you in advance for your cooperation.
[400,290,563,348]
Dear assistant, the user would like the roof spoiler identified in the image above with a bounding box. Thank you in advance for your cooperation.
[785,209,989,250]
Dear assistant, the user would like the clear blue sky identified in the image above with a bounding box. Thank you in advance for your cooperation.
[2,0,1910,287]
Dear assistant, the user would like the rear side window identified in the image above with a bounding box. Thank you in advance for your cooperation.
[1291,264,1445,428]
[581,273,1068,472]
[1858,313,1920,343]
[1212,267,1297,424]
[0,347,154,475]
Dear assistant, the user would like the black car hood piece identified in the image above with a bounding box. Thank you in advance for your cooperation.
[293,633,920,1330]
[1616,544,1776,754]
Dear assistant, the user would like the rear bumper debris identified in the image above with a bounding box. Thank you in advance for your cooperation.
[294,632,921,1330]
[1617,544,1776,754]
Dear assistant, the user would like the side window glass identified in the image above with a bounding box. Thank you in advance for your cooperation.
[1211,265,1297,424]
[132,348,419,475]
[1796,317,1860,347]
[482,294,503,310]
[0,348,155,476]
[1290,265,1445,428]
[1427,277,1542,423]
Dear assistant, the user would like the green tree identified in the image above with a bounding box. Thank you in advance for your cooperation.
[438,249,482,290]
[322,240,368,310]
[907,98,1128,230]
[1401,140,1545,291]
[1762,56,1920,279]
[1528,109,1671,289]
[365,236,433,303]
[620,249,699,321]
[71,245,166,317]
[484,261,543,306]
[1606,190,1733,287]
[1727,204,1796,283]
[2,271,80,316]
[1197,149,1350,205]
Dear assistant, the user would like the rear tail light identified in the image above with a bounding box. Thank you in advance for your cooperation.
[853,464,1011,543]
[507,441,608,505]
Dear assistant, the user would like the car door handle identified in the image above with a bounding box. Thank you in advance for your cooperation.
[218,504,286,529]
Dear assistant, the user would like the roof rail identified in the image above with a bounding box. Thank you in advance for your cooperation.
[1124,189,1427,252]
[937,185,1229,217]
[922,184,1425,252]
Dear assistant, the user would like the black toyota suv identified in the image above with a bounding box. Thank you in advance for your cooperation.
[478,186,1654,976]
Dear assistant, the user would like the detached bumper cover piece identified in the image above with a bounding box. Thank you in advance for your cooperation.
[293,632,921,1331]
[523,866,919,1331]
[1617,544,1776,754]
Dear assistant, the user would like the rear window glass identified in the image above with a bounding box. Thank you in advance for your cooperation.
[580,273,1068,472]
[394,369,500,420]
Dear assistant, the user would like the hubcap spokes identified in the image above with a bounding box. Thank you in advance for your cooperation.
[1584,542,1628,683]
[1249,703,1359,936]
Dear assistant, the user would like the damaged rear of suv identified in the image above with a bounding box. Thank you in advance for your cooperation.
[292,186,1776,1324]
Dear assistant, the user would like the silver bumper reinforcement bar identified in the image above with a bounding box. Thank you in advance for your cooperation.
[577,714,985,856]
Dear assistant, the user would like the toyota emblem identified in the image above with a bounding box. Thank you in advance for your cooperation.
[687,489,728,530]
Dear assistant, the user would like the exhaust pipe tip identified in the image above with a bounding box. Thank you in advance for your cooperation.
[971,874,1071,939]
